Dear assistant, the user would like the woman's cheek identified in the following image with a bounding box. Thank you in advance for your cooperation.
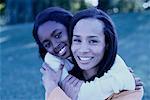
[71,44,76,53]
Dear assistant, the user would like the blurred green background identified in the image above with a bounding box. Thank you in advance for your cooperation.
[0,0,150,100]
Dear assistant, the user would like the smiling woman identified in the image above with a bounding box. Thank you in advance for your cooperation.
[68,7,143,100]
[71,18,105,72]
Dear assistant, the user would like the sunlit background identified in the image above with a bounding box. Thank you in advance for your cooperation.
[0,0,150,100]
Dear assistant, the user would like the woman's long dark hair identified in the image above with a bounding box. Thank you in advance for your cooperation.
[69,8,118,82]
[32,7,73,60]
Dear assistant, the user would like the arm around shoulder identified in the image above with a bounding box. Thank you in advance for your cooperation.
[46,86,71,100]
[107,86,144,100]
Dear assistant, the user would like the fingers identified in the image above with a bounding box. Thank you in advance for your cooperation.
[42,62,54,71]
[68,75,77,85]
[59,64,64,70]
[61,74,82,89]
[55,68,63,84]
[40,67,46,74]
[135,77,143,90]
[135,77,143,86]
[72,77,79,86]
[56,64,64,78]
[128,67,134,73]
[61,74,82,99]
[62,75,72,83]
[76,80,83,89]
[40,63,48,73]
[129,68,144,90]
[40,63,48,74]
[42,75,45,83]
[56,69,62,79]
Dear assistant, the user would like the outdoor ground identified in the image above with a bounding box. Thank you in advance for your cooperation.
[0,10,150,100]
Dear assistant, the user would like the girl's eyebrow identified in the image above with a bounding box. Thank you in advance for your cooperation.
[42,32,55,44]
[42,29,59,44]
[51,29,59,36]
[42,39,49,44]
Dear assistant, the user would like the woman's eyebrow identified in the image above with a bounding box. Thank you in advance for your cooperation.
[87,36,99,39]
[88,36,98,38]
[73,35,80,37]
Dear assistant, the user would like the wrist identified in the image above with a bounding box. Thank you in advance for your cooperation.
[45,81,58,96]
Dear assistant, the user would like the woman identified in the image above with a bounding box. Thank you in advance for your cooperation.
[62,7,143,99]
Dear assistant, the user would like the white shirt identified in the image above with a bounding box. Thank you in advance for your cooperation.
[78,55,135,100]
[45,53,135,100]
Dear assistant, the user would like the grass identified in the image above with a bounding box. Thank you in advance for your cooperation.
[0,10,150,100]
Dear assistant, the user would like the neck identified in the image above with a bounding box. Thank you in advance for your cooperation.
[83,66,99,80]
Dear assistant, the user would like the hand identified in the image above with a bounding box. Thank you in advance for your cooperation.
[128,67,143,90]
[128,67,134,73]
[61,74,83,100]
[41,63,63,83]
[135,77,143,90]
[40,63,63,93]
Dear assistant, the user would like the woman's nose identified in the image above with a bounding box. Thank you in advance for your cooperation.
[78,42,90,53]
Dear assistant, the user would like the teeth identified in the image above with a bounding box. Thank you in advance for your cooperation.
[59,47,66,55]
[79,57,92,61]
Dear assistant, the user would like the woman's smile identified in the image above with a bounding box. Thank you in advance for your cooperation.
[71,18,105,70]
[77,56,94,63]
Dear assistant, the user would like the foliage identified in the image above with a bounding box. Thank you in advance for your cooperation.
[0,0,147,25]
[32,0,71,18]
[0,0,5,14]
[97,0,145,14]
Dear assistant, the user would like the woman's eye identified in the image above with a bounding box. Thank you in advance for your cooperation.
[89,40,98,44]
[55,32,62,39]
[73,39,81,43]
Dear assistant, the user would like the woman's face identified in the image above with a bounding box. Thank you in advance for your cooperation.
[71,18,106,70]
[37,21,70,59]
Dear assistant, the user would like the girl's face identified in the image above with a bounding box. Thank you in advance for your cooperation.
[37,21,70,59]
[71,18,105,70]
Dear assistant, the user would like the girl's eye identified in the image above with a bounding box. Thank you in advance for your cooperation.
[89,40,98,44]
[44,42,51,48]
[55,32,62,39]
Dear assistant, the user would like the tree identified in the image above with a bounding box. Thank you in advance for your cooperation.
[5,0,33,24]
[97,0,144,14]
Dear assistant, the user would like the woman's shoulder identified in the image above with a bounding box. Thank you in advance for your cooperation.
[106,86,144,100]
